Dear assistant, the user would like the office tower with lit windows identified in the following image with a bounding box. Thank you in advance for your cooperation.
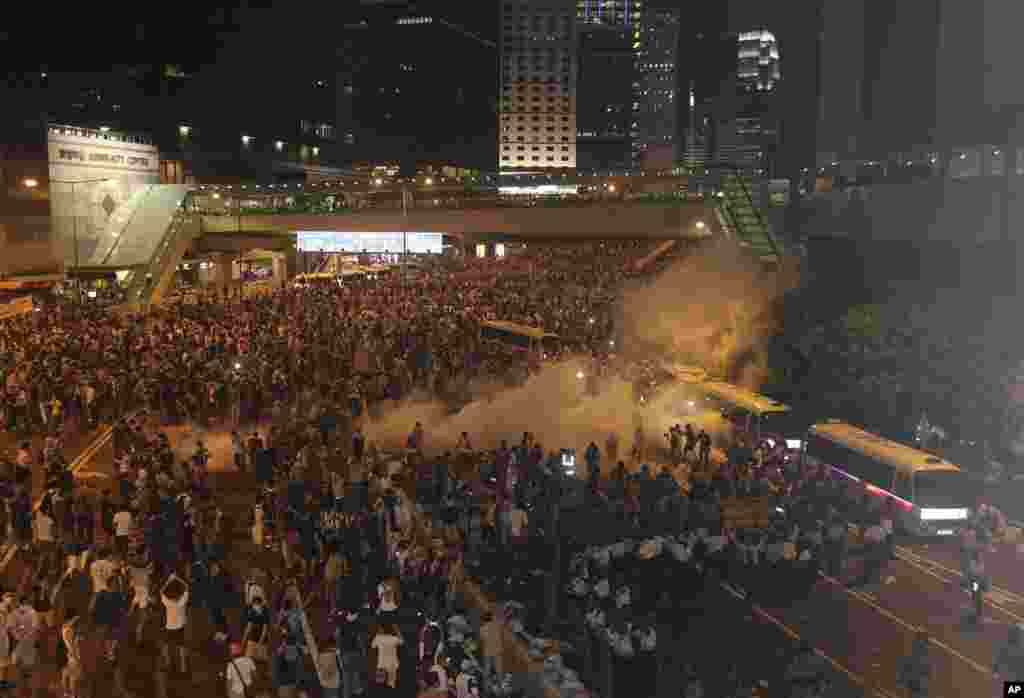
[575,0,643,170]
[732,29,781,172]
[499,0,578,171]
[576,22,633,171]
[637,7,680,169]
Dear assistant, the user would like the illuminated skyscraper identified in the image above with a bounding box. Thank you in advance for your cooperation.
[499,0,578,171]
[637,7,680,169]
[736,29,780,93]
[733,29,781,172]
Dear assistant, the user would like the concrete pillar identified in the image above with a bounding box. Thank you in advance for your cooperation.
[271,253,289,287]
[1003,143,1017,243]
[213,254,234,298]
[981,145,993,178]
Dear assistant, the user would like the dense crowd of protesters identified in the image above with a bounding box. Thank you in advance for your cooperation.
[0,241,668,698]
[0,236,1006,698]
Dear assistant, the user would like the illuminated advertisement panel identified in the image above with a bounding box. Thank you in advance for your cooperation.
[296,231,445,254]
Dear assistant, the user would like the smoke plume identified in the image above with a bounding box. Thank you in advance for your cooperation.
[620,243,793,388]
[364,243,795,457]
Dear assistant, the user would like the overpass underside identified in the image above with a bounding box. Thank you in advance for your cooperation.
[197,202,718,244]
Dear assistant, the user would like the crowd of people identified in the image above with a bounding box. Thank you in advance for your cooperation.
[0,235,1005,698]
[0,240,673,698]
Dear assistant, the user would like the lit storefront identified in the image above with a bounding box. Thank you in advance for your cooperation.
[296,231,445,254]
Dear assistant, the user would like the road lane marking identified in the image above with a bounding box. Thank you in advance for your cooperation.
[719,581,900,698]
[0,421,118,573]
[819,573,996,678]
[895,547,1024,621]
[897,544,1024,607]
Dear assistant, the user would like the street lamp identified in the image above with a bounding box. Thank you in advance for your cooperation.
[46,177,116,303]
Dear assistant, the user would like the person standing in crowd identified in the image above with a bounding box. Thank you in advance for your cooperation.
[316,637,342,698]
[161,573,190,674]
[632,424,645,464]
[226,641,258,698]
[231,430,247,473]
[898,631,931,698]
[585,441,601,482]
[995,624,1024,682]
[697,429,712,468]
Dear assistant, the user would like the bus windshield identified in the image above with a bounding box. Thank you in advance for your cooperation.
[913,470,972,509]
[760,411,813,441]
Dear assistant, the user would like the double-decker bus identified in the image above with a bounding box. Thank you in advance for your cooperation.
[701,381,811,455]
[803,420,972,536]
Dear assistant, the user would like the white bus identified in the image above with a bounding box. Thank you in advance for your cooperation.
[802,420,972,536]
[701,381,810,455]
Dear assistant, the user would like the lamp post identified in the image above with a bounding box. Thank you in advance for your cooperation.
[401,185,410,287]
[26,177,114,303]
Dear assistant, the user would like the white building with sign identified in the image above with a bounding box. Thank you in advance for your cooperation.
[46,124,162,268]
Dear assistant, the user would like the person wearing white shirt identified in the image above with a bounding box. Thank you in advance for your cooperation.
[33,509,57,574]
[128,557,153,644]
[225,651,257,698]
[113,508,134,558]
[161,574,190,673]
[371,625,403,688]
[90,555,118,595]
[315,642,341,698]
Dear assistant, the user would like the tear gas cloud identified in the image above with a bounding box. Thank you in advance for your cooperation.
[366,244,795,454]
[621,243,793,390]
[364,358,728,455]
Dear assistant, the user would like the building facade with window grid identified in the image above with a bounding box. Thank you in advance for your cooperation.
[499,0,578,171]
[637,6,680,168]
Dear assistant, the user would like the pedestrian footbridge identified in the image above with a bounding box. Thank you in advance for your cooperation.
[70,184,199,308]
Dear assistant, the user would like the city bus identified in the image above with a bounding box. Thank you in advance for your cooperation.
[700,381,811,455]
[480,320,560,358]
[802,420,972,536]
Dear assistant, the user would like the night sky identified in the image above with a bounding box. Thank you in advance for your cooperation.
[4,1,498,74]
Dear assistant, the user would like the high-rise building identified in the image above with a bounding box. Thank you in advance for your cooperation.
[731,29,781,172]
[576,0,643,169]
[499,0,577,171]
[576,22,633,171]
[637,7,680,169]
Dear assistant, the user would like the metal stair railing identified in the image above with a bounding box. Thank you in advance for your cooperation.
[713,164,781,259]
[125,193,199,308]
